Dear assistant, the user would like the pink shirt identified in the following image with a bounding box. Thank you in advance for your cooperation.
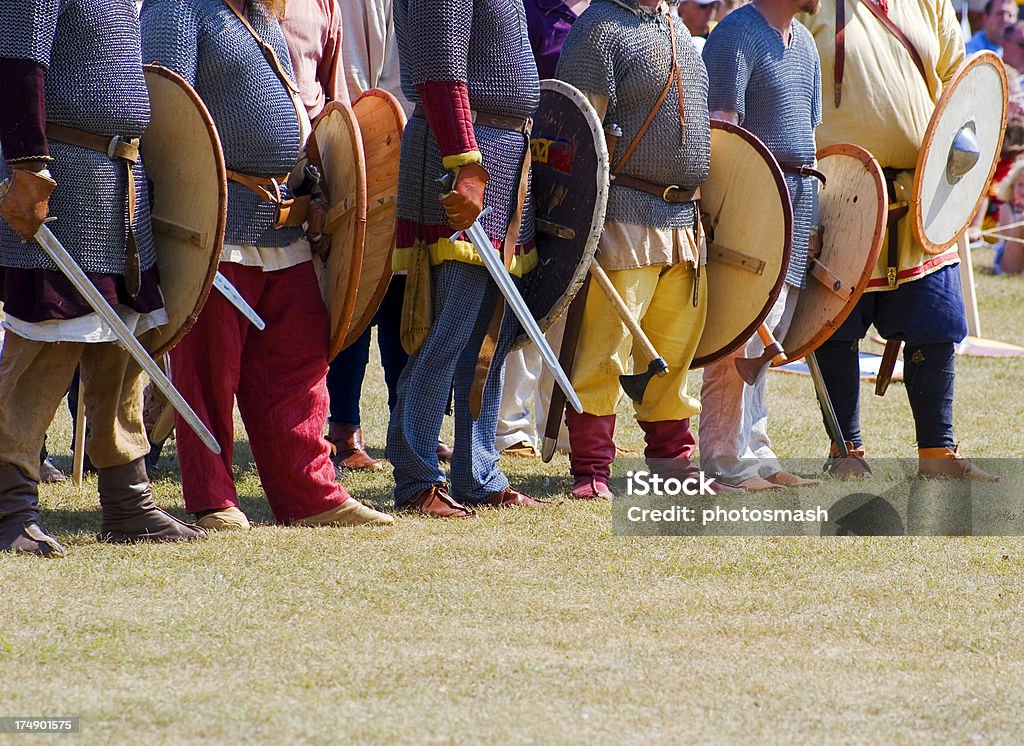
[280,0,348,118]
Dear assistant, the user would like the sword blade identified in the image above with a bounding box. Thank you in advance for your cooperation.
[456,216,584,413]
[213,271,266,330]
[32,224,221,455]
[806,351,847,458]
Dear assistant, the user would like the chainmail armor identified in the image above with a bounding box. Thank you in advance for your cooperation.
[141,0,304,248]
[703,5,821,287]
[0,0,157,276]
[556,0,710,229]
[394,0,537,247]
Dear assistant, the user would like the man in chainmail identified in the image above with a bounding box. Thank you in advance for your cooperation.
[387,0,549,517]
[140,0,395,530]
[698,0,824,491]
[798,0,997,480]
[557,0,733,499]
[0,0,207,556]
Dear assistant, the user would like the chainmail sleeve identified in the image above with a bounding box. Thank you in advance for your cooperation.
[140,0,200,86]
[0,0,59,67]
[555,14,618,113]
[702,26,751,123]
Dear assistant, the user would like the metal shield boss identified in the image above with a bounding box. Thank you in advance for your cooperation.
[515,79,608,348]
[779,144,887,363]
[912,51,1008,254]
[692,121,791,368]
[340,89,406,352]
[308,101,367,360]
[141,64,226,356]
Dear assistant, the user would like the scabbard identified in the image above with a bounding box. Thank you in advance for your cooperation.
[541,275,590,463]
[875,339,902,397]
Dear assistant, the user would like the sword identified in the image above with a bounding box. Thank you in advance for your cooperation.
[447,205,584,414]
[1,182,221,454]
[214,271,265,330]
[806,351,848,458]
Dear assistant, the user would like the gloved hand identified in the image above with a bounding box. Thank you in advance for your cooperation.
[1,166,56,240]
[440,162,489,232]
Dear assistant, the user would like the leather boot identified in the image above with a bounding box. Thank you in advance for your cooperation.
[638,419,745,493]
[97,458,206,543]
[0,463,64,557]
[824,441,872,478]
[327,423,383,472]
[918,446,1000,481]
[566,410,616,499]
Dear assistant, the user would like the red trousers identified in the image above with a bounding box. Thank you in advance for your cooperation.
[171,261,349,523]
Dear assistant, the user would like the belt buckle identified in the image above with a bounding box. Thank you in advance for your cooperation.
[662,184,680,202]
[886,267,898,287]
[106,136,124,160]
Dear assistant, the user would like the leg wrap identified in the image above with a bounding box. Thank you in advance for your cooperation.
[903,342,956,449]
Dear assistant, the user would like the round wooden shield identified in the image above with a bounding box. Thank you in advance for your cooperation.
[692,121,791,368]
[309,101,367,361]
[340,89,405,351]
[778,144,887,364]
[514,79,607,348]
[141,64,226,357]
[912,51,1007,254]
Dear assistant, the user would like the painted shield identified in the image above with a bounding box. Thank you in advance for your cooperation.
[141,64,226,357]
[309,101,367,361]
[341,89,406,351]
[692,121,791,368]
[912,51,1007,254]
[514,79,607,347]
[778,144,887,364]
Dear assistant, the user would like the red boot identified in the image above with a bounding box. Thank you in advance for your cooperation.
[638,419,745,493]
[566,410,616,500]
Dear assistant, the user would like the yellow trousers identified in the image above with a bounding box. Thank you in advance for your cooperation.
[573,261,707,421]
[0,333,149,481]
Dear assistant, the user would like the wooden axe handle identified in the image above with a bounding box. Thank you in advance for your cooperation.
[756,322,788,365]
[588,262,661,364]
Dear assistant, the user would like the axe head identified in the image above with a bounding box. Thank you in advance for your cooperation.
[619,358,669,404]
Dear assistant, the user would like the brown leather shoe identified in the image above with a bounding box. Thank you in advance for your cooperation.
[824,441,872,478]
[766,470,820,487]
[436,439,454,463]
[502,441,540,458]
[400,484,475,518]
[919,445,1000,481]
[327,424,383,472]
[483,486,553,508]
[735,475,785,493]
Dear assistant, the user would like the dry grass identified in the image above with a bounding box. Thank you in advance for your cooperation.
[2,248,1023,744]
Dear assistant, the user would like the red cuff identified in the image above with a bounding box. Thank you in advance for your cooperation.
[0,58,49,163]
[416,81,478,159]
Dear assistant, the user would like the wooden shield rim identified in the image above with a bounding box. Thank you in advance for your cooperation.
[912,51,1007,254]
[313,101,367,361]
[691,119,792,368]
[776,143,887,364]
[512,78,609,349]
[340,88,405,351]
[142,63,227,358]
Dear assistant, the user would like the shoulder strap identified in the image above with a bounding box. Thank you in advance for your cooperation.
[222,0,301,95]
[834,0,930,108]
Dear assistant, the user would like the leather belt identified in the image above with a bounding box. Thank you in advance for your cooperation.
[226,169,308,228]
[882,167,909,287]
[612,174,700,204]
[781,163,827,186]
[412,104,531,134]
[46,123,142,295]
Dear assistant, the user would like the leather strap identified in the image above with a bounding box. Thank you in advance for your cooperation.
[612,175,700,203]
[412,104,531,134]
[882,167,909,286]
[780,163,827,186]
[226,168,308,227]
[835,0,929,108]
[221,0,301,95]
[612,9,685,175]
[45,123,142,295]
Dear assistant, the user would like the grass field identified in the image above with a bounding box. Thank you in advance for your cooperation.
[2,247,1023,744]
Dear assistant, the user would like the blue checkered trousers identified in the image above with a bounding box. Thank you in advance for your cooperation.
[387,262,518,504]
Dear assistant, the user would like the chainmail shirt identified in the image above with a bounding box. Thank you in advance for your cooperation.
[394,0,539,248]
[141,0,305,248]
[556,0,710,230]
[703,4,822,288]
[0,0,158,277]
